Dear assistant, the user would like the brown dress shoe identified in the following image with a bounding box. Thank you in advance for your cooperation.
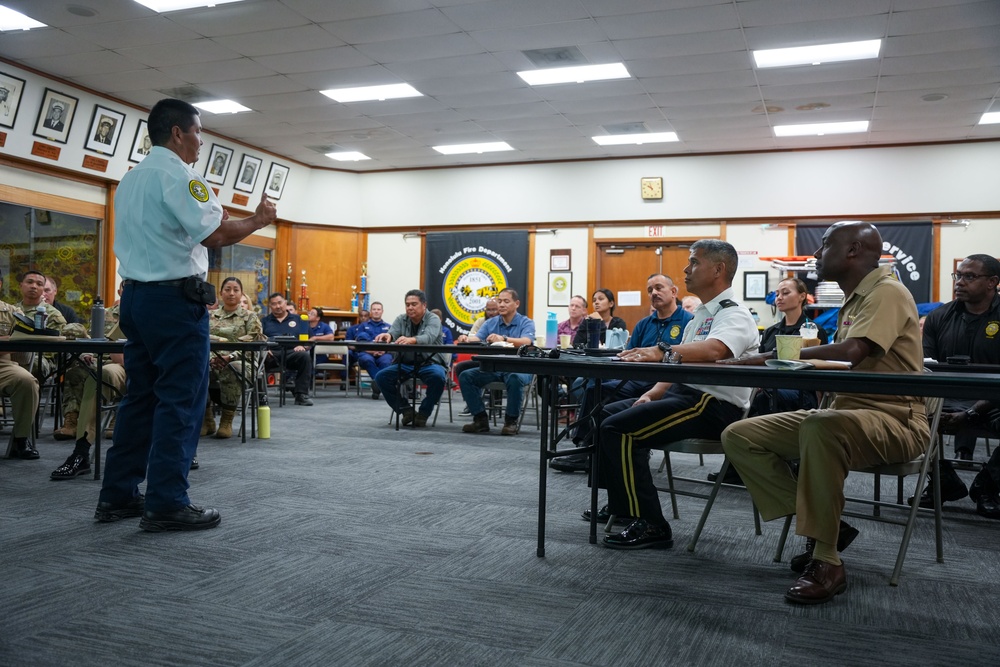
[785,559,847,605]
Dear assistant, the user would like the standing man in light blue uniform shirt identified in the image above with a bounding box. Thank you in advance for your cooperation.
[95,98,277,531]
[459,288,536,435]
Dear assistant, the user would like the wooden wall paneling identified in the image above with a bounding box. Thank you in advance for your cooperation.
[274,221,294,298]
[103,183,116,303]
[292,226,360,311]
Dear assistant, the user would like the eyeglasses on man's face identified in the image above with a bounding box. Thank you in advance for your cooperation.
[951,272,995,283]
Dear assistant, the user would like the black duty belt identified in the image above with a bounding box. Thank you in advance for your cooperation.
[122,278,186,286]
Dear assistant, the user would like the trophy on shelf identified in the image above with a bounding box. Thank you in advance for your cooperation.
[298,269,310,312]
[351,285,359,313]
[284,262,292,301]
[359,263,370,312]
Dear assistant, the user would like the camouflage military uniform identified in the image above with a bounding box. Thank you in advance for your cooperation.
[61,320,126,441]
[1,300,40,441]
[15,300,69,382]
[209,306,264,409]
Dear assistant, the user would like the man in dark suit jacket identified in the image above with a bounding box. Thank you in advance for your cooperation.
[43,102,65,132]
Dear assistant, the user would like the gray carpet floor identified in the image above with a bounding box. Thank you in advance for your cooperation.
[2,387,999,667]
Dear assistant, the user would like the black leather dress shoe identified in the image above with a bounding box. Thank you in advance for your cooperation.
[785,559,847,605]
[10,439,39,460]
[707,466,744,486]
[139,505,221,532]
[977,494,1000,520]
[581,505,633,526]
[790,521,859,574]
[909,474,969,508]
[602,518,673,550]
[50,453,91,480]
[294,393,314,406]
[550,453,590,473]
[94,495,145,522]
[190,456,200,470]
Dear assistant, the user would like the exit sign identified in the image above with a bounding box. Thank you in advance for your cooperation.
[647,226,665,237]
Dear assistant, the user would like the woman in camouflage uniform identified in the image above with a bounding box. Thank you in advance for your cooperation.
[203,277,264,439]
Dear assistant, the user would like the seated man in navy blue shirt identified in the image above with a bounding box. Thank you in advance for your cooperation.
[261,292,313,406]
[551,273,692,472]
[353,302,393,399]
[459,288,536,436]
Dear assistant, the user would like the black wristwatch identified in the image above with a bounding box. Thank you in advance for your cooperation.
[657,341,672,359]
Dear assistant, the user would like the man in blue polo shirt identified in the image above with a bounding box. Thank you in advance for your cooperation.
[459,288,536,435]
[261,292,314,406]
[552,273,692,472]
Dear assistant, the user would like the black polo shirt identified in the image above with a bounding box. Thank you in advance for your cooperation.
[922,294,1000,363]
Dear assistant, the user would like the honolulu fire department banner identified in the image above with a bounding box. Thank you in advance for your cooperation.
[796,221,932,303]
[425,231,529,336]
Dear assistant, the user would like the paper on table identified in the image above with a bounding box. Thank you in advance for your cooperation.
[765,359,852,370]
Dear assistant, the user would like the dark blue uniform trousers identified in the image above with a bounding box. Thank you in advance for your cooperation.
[599,384,742,525]
[99,282,209,512]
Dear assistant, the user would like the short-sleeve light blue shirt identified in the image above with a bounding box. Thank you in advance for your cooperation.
[114,146,222,281]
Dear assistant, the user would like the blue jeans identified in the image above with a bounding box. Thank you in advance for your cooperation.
[375,363,446,416]
[459,368,532,419]
[99,282,209,512]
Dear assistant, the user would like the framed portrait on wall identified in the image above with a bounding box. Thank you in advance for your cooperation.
[743,271,769,300]
[33,88,79,144]
[0,70,27,129]
[84,105,125,155]
[204,143,234,185]
[547,271,572,307]
[234,154,262,193]
[129,119,151,162]
[263,162,289,200]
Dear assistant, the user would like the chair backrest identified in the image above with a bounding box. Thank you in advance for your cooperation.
[314,344,348,357]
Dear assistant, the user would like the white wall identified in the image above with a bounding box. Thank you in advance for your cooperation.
[364,232,422,321]
[531,227,589,329]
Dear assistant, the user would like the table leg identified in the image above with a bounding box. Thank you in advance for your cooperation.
[589,381,602,545]
[537,374,552,557]
[93,354,103,480]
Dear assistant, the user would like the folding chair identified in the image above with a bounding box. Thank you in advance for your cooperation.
[482,375,538,434]
[313,344,349,395]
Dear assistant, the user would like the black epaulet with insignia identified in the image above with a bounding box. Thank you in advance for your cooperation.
[718,299,739,308]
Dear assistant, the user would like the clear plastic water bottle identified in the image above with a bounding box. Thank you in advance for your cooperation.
[34,304,47,329]
[90,296,106,339]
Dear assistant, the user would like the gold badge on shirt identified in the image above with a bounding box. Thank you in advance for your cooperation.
[189,180,210,202]
[986,321,999,339]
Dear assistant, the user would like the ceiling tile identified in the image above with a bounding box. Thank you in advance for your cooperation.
[211,25,346,58]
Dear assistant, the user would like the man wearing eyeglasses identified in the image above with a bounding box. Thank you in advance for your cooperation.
[911,253,1000,508]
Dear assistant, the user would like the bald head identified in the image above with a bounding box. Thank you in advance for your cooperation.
[815,221,884,287]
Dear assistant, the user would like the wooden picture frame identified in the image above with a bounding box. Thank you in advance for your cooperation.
[33,88,78,144]
[0,70,27,129]
[743,271,769,301]
[547,271,572,307]
[84,105,125,155]
[550,250,571,271]
[264,162,289,200]
[204,143,234,185]
[128,119,151,163]
[234,154,263,192]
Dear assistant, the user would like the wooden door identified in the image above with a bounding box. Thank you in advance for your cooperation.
[596,243,693,330]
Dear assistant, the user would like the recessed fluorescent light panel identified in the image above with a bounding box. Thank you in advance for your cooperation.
[132,0,247,12]
[592,132,678,146]
[753,39,881,68]
[193,99,251,114]
[980,112,1000,125]
[433,142,513,155]
[773,121,869,137]
[0,5,46,30]
[321,84,422,103]
[517,63,630,86]
[326,152,370,162]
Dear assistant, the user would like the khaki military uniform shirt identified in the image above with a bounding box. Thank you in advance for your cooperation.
[831,265,925,417]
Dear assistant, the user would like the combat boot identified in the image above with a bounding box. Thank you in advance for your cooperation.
[200,404,216,437]
[54,411,78,441]
[215,409,236,439]
[462,412,490,433]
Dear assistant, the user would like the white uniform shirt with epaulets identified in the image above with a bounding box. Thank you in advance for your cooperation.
[681,287,760,409]
[114,146,221,282]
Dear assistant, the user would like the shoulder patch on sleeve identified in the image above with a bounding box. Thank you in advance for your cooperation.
[189,180,210,202]
[718,299,739,308]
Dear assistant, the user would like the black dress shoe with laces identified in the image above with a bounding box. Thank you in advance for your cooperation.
[581,505,633,526]
[707,466,744,486]
[139,505,221,532]
[550,453,589,473]
[602,518,673,550]
[294,393,314,406]
[908,464,969,509]
[977,494,1000,520]
[790,521,859,573]
[94,495,145,522]
[50,453,91,480]
[9,438,39,460]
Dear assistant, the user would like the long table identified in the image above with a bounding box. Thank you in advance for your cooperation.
[2,338,270,479]
[476,354,1000,556]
